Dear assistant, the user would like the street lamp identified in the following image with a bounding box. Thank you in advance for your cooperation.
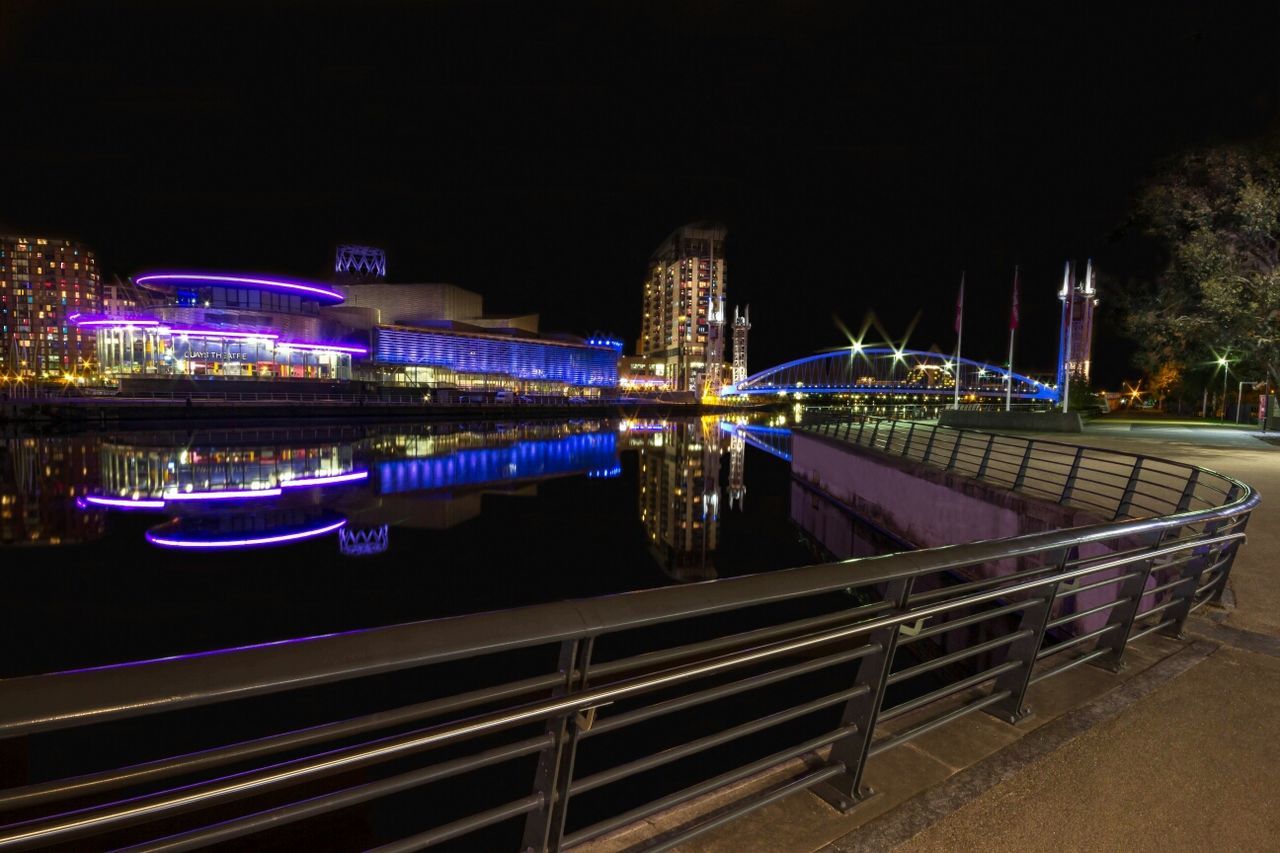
[1217,356,1230,420]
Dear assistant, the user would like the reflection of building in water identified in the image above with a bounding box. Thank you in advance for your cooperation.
[728,429,746,510]
[637,419,727,583]
[346,422,621,541]
[98,436,355,498]
[0,436,105,546]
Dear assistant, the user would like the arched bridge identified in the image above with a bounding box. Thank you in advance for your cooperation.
[722,347,1059,401]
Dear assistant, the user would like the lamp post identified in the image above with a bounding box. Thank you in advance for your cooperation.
[1217,356,1230,421]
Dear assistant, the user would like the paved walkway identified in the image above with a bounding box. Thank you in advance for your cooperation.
[845,415,1280,852]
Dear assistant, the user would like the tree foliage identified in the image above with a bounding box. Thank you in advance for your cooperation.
[1127,136,1280,388]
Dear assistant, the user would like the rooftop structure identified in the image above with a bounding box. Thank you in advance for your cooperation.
[334,244,387,280]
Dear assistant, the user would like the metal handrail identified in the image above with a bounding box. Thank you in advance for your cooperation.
[0,418,1257,851]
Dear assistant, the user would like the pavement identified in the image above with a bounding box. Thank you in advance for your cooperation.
[670,414,1280,853]
[860,414,1280,852]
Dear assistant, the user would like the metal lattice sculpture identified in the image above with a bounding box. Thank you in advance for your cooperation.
[334,244,387,280]
[339,525,390,556]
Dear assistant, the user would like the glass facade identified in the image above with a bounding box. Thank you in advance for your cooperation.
[92,326,354,379]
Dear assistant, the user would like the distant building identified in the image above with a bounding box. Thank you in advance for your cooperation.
[638,223,727,394]
[731,304,751,386]
[76,271,363,381]
[0,235,100,378]
[327,281,617,395]
[1058,260,1099,388]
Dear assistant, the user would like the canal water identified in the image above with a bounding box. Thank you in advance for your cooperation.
[1,415,901,678]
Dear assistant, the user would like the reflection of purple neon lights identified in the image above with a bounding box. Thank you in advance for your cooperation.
[81,495,167,510]
[280,470,369,488]
[146,519,347,549]
[169,327,279,340]
[164,487,282,501]
[281,341,368,355]
[135,273,344,304]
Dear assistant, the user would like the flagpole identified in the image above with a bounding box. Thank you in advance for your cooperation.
[953,272,964,410]
[1005,265,1019,412]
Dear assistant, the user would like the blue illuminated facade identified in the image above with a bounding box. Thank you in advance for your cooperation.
[377,432,619,494]
[374,325,619,390]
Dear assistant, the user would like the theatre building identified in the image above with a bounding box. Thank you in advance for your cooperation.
[74,272,366,381]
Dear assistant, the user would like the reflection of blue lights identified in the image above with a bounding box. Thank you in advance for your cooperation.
[145,517,347,550]
[720,422,793,462]
[378,432,619,493]
[376,328,619,387]
[588,465,623,478]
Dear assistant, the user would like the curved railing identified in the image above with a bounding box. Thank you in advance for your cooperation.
[0,419,1257,851]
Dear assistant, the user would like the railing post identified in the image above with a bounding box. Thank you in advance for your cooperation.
[946,429,963,470]
[1012,441,1034,490]
[902,422,916,458]
[813,577,914,813]
[521,637,594,852]
[1059,446,1085,504]
[976,434,996,478]
[922,424,938,466]
[1089,530,1165,672]
[868,419,880,449]
[856,416,868,445]
[1113,458,1145,520]
[884,420,897,452]
[1165,484,1245,634]
[986,547,1070,723]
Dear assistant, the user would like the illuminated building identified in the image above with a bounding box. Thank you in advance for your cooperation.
[731,305,751,387]
[0,235,100,379]
[76,272,366,381]
[329,280,618,394]
[1058,259,1099,387]
[638,223,727,393]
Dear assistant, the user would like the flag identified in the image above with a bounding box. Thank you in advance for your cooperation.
[1009,267,1020,331]
[955,273,965,334]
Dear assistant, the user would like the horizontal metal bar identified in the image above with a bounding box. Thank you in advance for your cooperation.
[888,630,1033,685]
[1127,618,1177,644]
[897,598,1038,644]
[0,671,562,814]
[1133,597,1182,621]
[878,660,1022,723]
[590,600,892,680]
[1055,571,1142,600]
[641,765,847,853]
[1035,623,1120,660]
[869,689,1012,757]
[1046,598,1132,630]
[114,735,551,853]
[584,643,878,738]
[1029,647,1113,684]
[571,685,867,796]
[368,793,544,853]
[562,726,856,847]
[908,564,1062,605]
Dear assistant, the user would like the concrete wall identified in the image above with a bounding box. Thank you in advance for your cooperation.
[940,410,1083,432]
[791,431,1128,633]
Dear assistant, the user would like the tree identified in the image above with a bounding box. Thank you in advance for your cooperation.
[1126,136,1280,390]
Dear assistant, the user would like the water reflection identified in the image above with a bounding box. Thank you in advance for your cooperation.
[1,437,105,546]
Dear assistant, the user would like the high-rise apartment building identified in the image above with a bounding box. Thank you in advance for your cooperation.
[0,235,100,378]
[638,223,726,394]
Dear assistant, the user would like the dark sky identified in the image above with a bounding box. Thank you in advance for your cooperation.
[3,1,1278,385]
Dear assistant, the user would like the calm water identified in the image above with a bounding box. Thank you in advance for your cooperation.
[1,415,900,677]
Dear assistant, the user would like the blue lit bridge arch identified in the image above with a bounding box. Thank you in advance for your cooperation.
[722,347,1059,402]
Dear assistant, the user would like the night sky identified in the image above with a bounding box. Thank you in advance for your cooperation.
[3,1,1277,385]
